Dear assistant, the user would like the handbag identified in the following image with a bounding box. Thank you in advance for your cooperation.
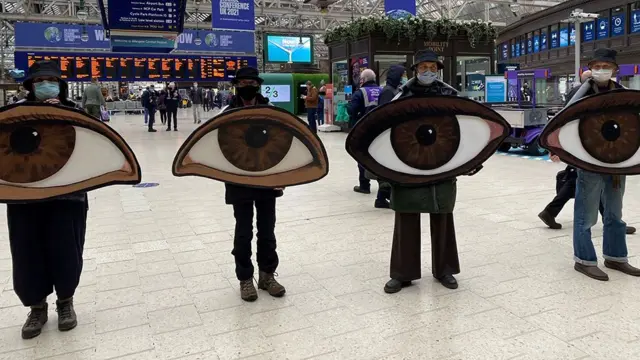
[100,106,110,122]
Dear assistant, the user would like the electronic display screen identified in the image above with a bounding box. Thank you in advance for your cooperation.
[75,56,90,79]
[92,56,105,79]
[134,57,146,79]
[174,58,187,79]
[147,58,162,79]
[105,57,118,79]
[161,58,173,79]
[186,58,198,79]
[120,57,133,79]
[265,35,313,63]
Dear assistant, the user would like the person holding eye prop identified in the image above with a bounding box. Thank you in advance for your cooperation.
[222,67,287,302]
[546,48,640,281]
[7,60,89,339]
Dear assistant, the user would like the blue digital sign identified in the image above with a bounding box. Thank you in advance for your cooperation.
[501,43,508,60]
[515,41,520,57]
[384,0,416,18]
[569,25,575,45]
[612,14,625,36]
[511,43,515,56]
[633,10,640,33]
[597,18,609,39]
[582,22,595,41]
[541,31,547,50]
[265,35,313,63]
[559,28,569,47]
[520,41,525,55]
[550,31,559,48]
[527,38,533,54]
[533,35,540,53]
[108,0,182,32]
[212,0,256,31]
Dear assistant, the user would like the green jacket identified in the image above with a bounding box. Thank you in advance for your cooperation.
[82,83,105,107]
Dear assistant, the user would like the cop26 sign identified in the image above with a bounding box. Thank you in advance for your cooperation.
[212,0,255,31]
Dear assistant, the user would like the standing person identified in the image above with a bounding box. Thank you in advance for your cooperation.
[141,85,158,132]
[8,60,89,339]
[157,89,167,125]
[302,81,319,133]
[203,89,210,112]
[556,49,640,281]
[224,67,286,302]
[81,77,105,119]
[165,82,181,131]
[379,64,406,105]
[143,87,150,124]
[317,80,326,126]
[190,82,203,124]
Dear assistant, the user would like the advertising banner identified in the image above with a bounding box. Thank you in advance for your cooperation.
[527,38,533,54]
[597,18,609,39]
[559,28,569,47]
[541,31,547,50]
[633,10,640,33]
[533,35,540,52]
[582,22,595,41]
[550,31,558,48]
[612,14,625,37]
[384,0,416,19]
[15,22,255,53]
[212,0,255,31]
[265,35,312,63]
[485,76,506,103]
[501,43,508,60]
[108,0,182,32]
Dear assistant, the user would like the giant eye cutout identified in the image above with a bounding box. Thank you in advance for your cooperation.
[172,106,329,188]
[540,89,640,175]
[346,96,511,186]
[0,103,141,202]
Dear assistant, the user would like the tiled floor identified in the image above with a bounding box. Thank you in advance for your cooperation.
[1,109,640,360]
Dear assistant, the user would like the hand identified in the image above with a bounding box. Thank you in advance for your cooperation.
[550,155,561,162]
[44,98,60,105]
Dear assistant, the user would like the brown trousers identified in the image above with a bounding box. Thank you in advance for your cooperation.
[389,212,460,281]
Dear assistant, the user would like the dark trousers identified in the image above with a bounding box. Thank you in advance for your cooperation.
[203,102,210,112]
[167,109,178,129]
[307,108,317,133]
[147,108,156,130]
[231,199,279,281]
[390,212,460,281]
[544,181,606,218]
[358,164,370,190]
[159,110,167,124]
[317,106,324,125]
[7,200,88,306]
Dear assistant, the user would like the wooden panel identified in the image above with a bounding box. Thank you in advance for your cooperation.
[330,43,347,60]
[350,39,369,55]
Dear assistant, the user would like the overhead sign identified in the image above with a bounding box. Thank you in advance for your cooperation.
[597,18,609,39]
[582,21,595,42]
[541,31,547,50]
[633,10,640,33]
[14,22,255,54]
[384,0,416,19]
[533,35,540,52]
[261,85,291,103]
[108,0,182,32]
[212,0,255,31]
[612,14,625,37]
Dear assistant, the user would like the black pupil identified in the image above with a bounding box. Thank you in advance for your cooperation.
[245,125,269,148]
[601,120,621,141]
[10,127,41,154]
[415,124,437,146]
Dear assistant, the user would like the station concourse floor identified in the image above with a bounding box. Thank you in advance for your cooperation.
[1,109,640,360]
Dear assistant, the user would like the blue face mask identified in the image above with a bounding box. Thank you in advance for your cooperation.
[400,77,408,86]
[417,71,438,85]
[34,81,60,101]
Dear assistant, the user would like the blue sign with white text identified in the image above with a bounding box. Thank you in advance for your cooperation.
[550,31,558,48]
[514,42,520,57]
[520,41,525,55]
[14,22,255,53]
[212,0,255,31]
[633,10,640,33]
[612,14,625,36]
[541,32,547,50]
[108,0,182,32]
[527,38,533,54]
[559,28,568,47]
[486,80,506,103]
[266,35,312,63]
[597,18,609,39]
[384,0,416,19]
[501,43,508,60]
[582,22,595,41]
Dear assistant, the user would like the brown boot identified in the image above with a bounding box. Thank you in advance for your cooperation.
[258,271,286,297]
[56,297,77,331]
[604,260,640,276]
[22,301,48,339]
[574,262,609,281]
[538,211,562,229]
[240,279,258,302]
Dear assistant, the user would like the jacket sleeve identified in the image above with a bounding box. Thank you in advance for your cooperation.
[348,89,363,123]
[308,88,319,102]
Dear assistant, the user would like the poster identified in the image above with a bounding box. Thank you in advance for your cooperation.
[384,0,416,19]
[550,31,558,48]
[541,31,547,50]
[527,38,533,54]
[582,22,595,41]
[212,0,255,31]
[533,35,540,53]
[559,28,569,47]
[350,57,369,87]
[633,10,640,33]
[597,18,609,39]
[485,76,506,103]
[612,14,625,37]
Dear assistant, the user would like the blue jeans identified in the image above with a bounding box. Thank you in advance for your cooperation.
[573,170,627,265]
[317,106,324,125]
[144,108,149,124]
[307,109,317,133]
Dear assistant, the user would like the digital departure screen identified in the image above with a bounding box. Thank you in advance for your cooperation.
[161,58,173,79]
[186,59,198,80]
[147,58,162,79]
[174,58,187,79]
[75,56,90,80]
[120,57,133,79]
[91,56,105,79]
[201,57,225,80]
[134,57,146,79]
[105,57,118,79]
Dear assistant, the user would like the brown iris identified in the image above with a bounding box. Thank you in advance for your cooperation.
[390,116,460,170]
[218,123,293,172]
[578,112,640,164]
[0,124,76,183]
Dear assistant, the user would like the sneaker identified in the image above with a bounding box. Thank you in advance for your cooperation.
[22,301,48,339]
[258,271,286,297]
[56,298,77,331]
[240,279,258,302]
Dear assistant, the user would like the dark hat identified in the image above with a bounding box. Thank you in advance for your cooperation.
[411,49,444,70]
[23,60,62,90]
[588,48,618,67]
[232,67,263,84]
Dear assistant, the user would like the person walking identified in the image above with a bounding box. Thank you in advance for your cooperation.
[141,85,158,132]
[157,89,167,125]
[190,82,204,124]
[302,81,319,133]
[165,82,181,131]
[81,77,105,119]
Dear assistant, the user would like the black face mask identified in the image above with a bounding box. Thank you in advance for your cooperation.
[237,86,259,101]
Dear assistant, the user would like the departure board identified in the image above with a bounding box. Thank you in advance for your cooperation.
[105,57,118,79]
[75,56,91,79]
[18,52,257,82]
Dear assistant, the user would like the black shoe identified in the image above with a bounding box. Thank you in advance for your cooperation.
[384,279,412,294]
[166,128,171,131]
[56,298,77,331]
[436,274,458,289]
[538,210,562,229]
[174,128,178,131]
[374,199,390,209]
[148,129,157,132]
[21,302,48,339]
[627,226,636,235]
[198,120,202,124]
[604,260,640,276]
[574,262,609,281]
[353,186,371,194]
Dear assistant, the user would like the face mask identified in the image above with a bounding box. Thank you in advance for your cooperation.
[237,86,259,101]
[592,69,613,83]
[34,81,60,101]
[417,71,437,85]
[400,77,408,85]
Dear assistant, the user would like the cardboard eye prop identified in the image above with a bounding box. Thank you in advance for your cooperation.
[346,96,510,186]
[540,89,640,175]
[0,102,141,202]
[172,106,329,188]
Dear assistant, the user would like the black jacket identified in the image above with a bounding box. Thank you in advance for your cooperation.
[165,89,181,111]
[379,65,405,106]
[223,94,284,205]
[141,89,158,110]
[348,80,380,127]
[190,87,204,104]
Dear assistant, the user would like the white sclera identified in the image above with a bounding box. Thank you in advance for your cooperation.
[0,126,126,187]
[187,129,313,176]
[558,119,640,168]
[368,115,491,175]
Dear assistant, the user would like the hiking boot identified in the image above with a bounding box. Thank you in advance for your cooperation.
[538,210,562,229]
[240,279,258,302]
[56,298,77,331]
[258,271,286,297]
[22,301,48,339]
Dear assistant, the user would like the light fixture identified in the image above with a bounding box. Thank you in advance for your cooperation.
[81,26,89,42]
[77,0,88,20]
[194,31,202,46]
